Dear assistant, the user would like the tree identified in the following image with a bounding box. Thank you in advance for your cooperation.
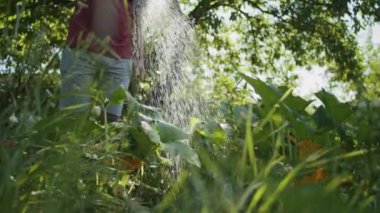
[187,0,379,78]
[361,32,380,99]
[1,0,379,84]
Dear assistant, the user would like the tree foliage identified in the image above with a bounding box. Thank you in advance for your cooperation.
[187,0,379,79]
[1,0,379,80]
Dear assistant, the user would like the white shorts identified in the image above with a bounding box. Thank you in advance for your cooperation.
[59,47,133,116]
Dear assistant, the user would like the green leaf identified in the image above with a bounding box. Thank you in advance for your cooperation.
[312,106,335,130]
[154,120,189,143]
[239,73,281,106]
[118,174,129,187]
[28,162,40,174]
[315,90,353,124]
[109,87,127,105]
[128,126,157,159]
[357,124,373,143]
[196,121,226,147]
[292,118,317,139]
[126,92,162,119]
[278,86,311,113]
[162,141,201,167]
[140,121,161,145]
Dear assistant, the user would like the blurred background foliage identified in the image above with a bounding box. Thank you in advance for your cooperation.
[1,0,380,212]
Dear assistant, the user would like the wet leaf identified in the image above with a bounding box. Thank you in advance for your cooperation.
[128,127,157,159]
[155,120,189,143]
[162,141,200,167]
[140,121,161,145]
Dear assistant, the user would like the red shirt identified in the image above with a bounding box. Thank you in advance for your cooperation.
[66,0,134,59]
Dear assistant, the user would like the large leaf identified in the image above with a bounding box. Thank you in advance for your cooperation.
[134,114,196,165]
[162,141,200,167]
[315,90,353,125]
[128,126,158,159]
[126,91,162,119]
[240,73,281,106]
[155,120,190,143]
[138,113,189,143]
[312,106,335,130]
[140,121,161,145]
[292,118,317,140]
[241,74,311,113]
[279,86,311,113]
[279,102,317,137]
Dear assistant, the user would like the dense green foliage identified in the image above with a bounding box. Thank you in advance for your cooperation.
[1,64,380,212]
[1,0,380,212]
[1,0,380,79]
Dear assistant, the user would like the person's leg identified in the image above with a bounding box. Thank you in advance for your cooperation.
[59,47,98,113]
[99,56,133,122]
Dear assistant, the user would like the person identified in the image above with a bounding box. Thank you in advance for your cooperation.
[59,0,134,123]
